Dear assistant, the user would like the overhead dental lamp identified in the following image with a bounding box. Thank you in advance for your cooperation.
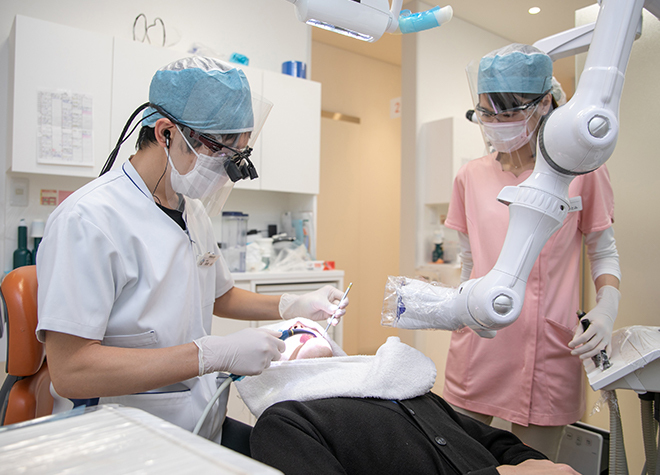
[284,0,453,42]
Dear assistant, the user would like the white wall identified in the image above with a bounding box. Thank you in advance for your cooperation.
[399,0,510,383]
[0,0,311,369]
[400,0,510,277]
[312,41,402,355]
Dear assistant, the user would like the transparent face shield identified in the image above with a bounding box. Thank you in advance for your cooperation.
[466,60,551,163]
[158,92,273,217]
[164,125,236,217]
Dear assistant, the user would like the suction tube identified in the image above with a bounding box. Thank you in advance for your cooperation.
[606,390,629,474]
[193,373,243,436]
[279,328,318,341]
[398,5,453,34]
[640,396,658,475]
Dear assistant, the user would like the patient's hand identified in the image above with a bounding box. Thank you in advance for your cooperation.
[497,460,579,474]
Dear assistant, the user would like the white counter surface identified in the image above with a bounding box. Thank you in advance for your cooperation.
[232,270,344,282]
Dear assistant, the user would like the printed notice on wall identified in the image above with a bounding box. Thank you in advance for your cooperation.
[37,89,94,166]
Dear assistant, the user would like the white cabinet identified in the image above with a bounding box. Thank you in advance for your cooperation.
[421,117,453,205]
[258,71,321,194]
[232,65,265,192]
[10,15,322,197]
[417,117,456,268]
[10,15,113,177]
[210,270,344,425]
[236,69,322,194]
[109,38,187,172]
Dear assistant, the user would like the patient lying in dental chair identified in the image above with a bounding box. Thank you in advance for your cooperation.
[237,319,578,475]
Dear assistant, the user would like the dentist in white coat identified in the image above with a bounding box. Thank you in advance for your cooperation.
[36,56,347,455]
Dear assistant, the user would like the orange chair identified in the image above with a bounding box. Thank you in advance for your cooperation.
[0,265,53,425]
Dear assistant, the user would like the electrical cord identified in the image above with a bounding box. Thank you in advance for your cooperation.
[100,102,153,176]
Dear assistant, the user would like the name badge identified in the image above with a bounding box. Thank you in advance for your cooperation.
[197,252,219,267]
[569,196,583,212]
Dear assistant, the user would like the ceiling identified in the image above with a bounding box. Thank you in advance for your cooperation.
[312,1,597,97]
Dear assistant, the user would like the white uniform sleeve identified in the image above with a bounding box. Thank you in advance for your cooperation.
[214,239,234,298]
[458,231,473,283]
[585,226,621,283]
[36,210,124,342]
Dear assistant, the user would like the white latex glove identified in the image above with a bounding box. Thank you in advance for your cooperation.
[193,328,285,376]
[569,285,621,359]
[279,285,348,324]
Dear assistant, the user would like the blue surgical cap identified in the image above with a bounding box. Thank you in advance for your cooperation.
[478,44,553,95]
[143,56,254,134]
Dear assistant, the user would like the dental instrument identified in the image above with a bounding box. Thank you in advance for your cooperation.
[577,310,612,371]
[325,282,352,336]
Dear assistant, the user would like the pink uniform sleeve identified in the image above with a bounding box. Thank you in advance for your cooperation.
[445,166,469,234]
[578,164,615,234]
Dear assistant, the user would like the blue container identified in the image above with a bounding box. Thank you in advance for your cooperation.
[282,61,307,79]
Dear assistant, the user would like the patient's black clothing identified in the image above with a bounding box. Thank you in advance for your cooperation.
[250,392,546,475]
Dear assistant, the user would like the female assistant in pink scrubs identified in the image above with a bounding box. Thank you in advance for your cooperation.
[443,44,622,461]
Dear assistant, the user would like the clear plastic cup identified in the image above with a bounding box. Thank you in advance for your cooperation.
[221,212,249,272]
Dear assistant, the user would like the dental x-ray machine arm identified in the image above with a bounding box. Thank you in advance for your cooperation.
[447,0,659,338]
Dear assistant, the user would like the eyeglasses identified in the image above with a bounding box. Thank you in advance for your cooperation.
[150,103,258,182]
[475,94,546,123]
[179,125,248,158]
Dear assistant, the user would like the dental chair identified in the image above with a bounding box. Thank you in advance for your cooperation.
[0,265,53,425]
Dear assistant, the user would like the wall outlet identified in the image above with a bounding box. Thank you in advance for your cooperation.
[10,177,29,207]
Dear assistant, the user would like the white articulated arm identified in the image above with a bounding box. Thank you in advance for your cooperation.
[446,0,647,338]
[541,0,645,175]
[404,0,660,337]
[385,0,660,337]
[533,22,596,62]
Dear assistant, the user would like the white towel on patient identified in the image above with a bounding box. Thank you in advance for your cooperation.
[235,335,437,418]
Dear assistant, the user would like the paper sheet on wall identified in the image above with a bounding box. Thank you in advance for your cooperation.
[37,89,94,166]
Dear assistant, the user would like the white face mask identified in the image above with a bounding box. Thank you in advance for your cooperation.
[166,130,230,200]
[481,119,532,154]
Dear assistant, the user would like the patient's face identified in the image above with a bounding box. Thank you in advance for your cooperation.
[280,321,333,361]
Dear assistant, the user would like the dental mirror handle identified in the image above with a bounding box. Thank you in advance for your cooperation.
[325,283,353,334]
